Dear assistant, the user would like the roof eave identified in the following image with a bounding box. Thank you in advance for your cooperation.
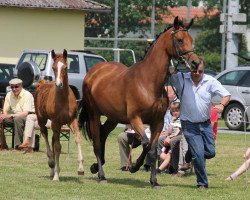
[0,5,111,13]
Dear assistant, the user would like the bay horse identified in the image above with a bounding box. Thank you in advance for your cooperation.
[79,16,201,188]
[35,49,84,181]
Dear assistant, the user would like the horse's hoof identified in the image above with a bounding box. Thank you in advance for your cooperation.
[90,163,98,174]
[78,171,84,176]
[150,180,160,189]
[152,184,161,189]
[99,179,107,184]
[129,165,139,173]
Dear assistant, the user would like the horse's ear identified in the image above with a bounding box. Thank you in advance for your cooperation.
[186,18,194,30]
[51,50,56,59]
[173,16,180,30]
[63,49,67,60]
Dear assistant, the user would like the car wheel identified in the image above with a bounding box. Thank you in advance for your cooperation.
[17,61,40,88]
[224,103,248,131]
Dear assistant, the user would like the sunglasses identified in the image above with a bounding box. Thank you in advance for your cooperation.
[191,70,204,74]
[11,85,20,89]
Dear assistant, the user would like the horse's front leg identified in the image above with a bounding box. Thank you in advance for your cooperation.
[148,125,162,189]
[129,118,150,173]
[51,124,61,181]
[39,124,55,177]
[129,138,151,173]
[148,143,160,189]
[69,119,84,175]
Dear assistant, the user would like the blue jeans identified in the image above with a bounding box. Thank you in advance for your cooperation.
[181,120,215,187]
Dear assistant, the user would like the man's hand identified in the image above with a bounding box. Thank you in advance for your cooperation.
[0,113,9,123]
[214,104,224,113]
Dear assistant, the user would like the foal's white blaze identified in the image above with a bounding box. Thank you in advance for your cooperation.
[55,61,64,87]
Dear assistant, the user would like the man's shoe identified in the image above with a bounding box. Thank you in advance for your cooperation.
[19,142,32,148]
[22,147,34,154]
[121,166,130,171]
[197,185,208,189]
[180,163,191,171]
[174,172,184,177]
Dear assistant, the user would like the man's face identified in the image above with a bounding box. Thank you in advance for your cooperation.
[10,84,22,96]
[191,61,205,83]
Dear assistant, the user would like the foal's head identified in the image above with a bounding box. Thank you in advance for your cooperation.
[168,16,201,71]
[51,49,68,89]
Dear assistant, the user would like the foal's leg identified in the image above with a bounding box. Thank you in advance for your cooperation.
[39,121,55,177]
[69,118,84,175]
[51,124,61,181]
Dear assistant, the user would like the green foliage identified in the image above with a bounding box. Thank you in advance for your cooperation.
[86,0,188,37]
[86,1,250,68]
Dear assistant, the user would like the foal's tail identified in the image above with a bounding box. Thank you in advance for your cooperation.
[78,100,92,140]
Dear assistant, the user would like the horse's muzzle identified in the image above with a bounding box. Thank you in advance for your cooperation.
[55,83,63,89]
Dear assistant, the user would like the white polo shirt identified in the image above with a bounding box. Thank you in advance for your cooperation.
[170,72,231,123]
[3,88,35,114]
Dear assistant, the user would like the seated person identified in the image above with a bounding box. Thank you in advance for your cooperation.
[117,125,151,171]
[19,113,51,151]
[226,147,250,181]
[0,78,34,149]
[157,102,183,173]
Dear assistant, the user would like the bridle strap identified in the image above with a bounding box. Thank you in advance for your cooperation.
[171,29,194,60]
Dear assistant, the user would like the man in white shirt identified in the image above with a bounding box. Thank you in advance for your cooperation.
[170,59,230,189]
[0,78,35,149]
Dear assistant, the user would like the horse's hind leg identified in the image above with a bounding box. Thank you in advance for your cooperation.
[51,124,61,181]
[39,123,55,177]
[99,119,118,165]
[88,112,107,183]
[69,118,84,175]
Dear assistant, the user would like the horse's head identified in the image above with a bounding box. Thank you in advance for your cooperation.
[51,49,68,89]
[168,16,201,71]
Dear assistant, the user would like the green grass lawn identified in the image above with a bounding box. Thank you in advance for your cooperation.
[1,127,250,200]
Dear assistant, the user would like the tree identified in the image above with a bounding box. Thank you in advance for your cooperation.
[86,0,188,37]
[85,0,188,64]
[194,1,249,72]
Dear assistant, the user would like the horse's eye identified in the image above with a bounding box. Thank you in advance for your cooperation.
[178,39,183,44]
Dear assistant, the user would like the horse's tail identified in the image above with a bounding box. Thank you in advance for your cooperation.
[78,99,92,141]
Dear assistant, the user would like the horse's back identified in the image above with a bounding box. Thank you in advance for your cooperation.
[85,61,127,83]
[83,61,130,121]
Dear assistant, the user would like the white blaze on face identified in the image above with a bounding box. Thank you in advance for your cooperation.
[55,61,64,86]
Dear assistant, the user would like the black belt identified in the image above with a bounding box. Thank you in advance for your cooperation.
[196,119,210,124]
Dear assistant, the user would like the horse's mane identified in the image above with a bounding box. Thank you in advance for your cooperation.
[141,21,186,60]
[36,80,50,92]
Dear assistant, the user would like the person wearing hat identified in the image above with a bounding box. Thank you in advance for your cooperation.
[0,78,35,149]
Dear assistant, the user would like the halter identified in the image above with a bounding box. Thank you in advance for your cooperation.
[171,28,197,71]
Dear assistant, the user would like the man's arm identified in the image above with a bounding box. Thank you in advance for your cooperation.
[214,95,231,113]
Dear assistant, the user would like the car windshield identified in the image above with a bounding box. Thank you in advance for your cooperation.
[217,70,247,86]
[0,64,14,82]
[18,53,48,71]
